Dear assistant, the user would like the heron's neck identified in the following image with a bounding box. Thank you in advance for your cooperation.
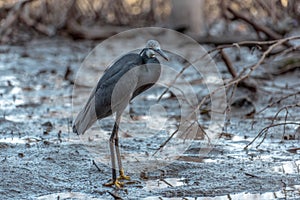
[140,48,154,63]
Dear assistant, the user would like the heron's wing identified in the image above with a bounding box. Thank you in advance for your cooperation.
[96,53,143,91]
[73,53,143,135]
[73,86,97,135]
[94,54,143,118]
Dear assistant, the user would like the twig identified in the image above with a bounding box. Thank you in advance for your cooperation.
[192,34,261,45]
[152,119,198,156]
[160,178,174,187]
[220,49,237,78]
[249,103,299,148]
[107,191,123,200]
[157,63,191,102]
[152,129,178,156]
[278,45,300,57]
[196,120,210,143]
[256,0,275,19]
[244,172,260,178]
[244,122,300,149]
[283,108,288,136]
[257,91,300,114]
[226,82,238,120]
[92,160,102,172]
[270,105,296,125]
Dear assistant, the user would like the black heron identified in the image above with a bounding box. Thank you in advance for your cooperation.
[73,40,168,188]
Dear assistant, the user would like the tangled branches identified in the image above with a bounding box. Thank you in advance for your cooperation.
[0,0,170,43]
[157,35,300,150]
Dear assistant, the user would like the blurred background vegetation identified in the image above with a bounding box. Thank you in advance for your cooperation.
[0,0,299,43]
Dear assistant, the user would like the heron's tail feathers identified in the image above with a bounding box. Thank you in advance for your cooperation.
[73,94,97,135]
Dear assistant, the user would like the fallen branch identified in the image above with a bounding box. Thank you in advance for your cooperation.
[107,191,123,200]
[66,18,130,40]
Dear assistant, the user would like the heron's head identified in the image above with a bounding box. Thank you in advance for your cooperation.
[142,40,169,61]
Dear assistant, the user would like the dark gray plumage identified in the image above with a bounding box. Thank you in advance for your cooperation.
[72,40,168,188]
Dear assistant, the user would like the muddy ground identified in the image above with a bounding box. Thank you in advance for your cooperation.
[0,37,300,200]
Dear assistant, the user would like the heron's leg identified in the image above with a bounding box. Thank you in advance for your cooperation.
[114,114,130,180]
[103,121,123,188]
[114,116,130,180]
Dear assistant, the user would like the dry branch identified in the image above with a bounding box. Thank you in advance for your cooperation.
[159,36,300,120]
[224,36,299,88]
[220,49,257,91]
[247,102,300,149]
[0,0,35,42]
[20,2,56,36]
[257,91,300,115]
[155,35,300,150]
[245,121,300,149]
[0,0,167,42]
[66,19,129,40]
[220,49,237,78]
[192,34,261,45]
[204,39,282,57]
[227,6,283,41]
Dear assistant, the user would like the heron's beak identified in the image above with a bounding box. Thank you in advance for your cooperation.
[155,49,169,61]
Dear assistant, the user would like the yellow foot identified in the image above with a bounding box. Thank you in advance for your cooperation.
[103,180,124,188]
[118,169,130,180]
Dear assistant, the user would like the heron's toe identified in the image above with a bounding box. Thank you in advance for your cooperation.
[103,180,124,188]
[118,169,131,180]
[118,174,130,180]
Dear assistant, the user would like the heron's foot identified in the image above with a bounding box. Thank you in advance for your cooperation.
[118,169,130,180]
[103,179,124,188]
